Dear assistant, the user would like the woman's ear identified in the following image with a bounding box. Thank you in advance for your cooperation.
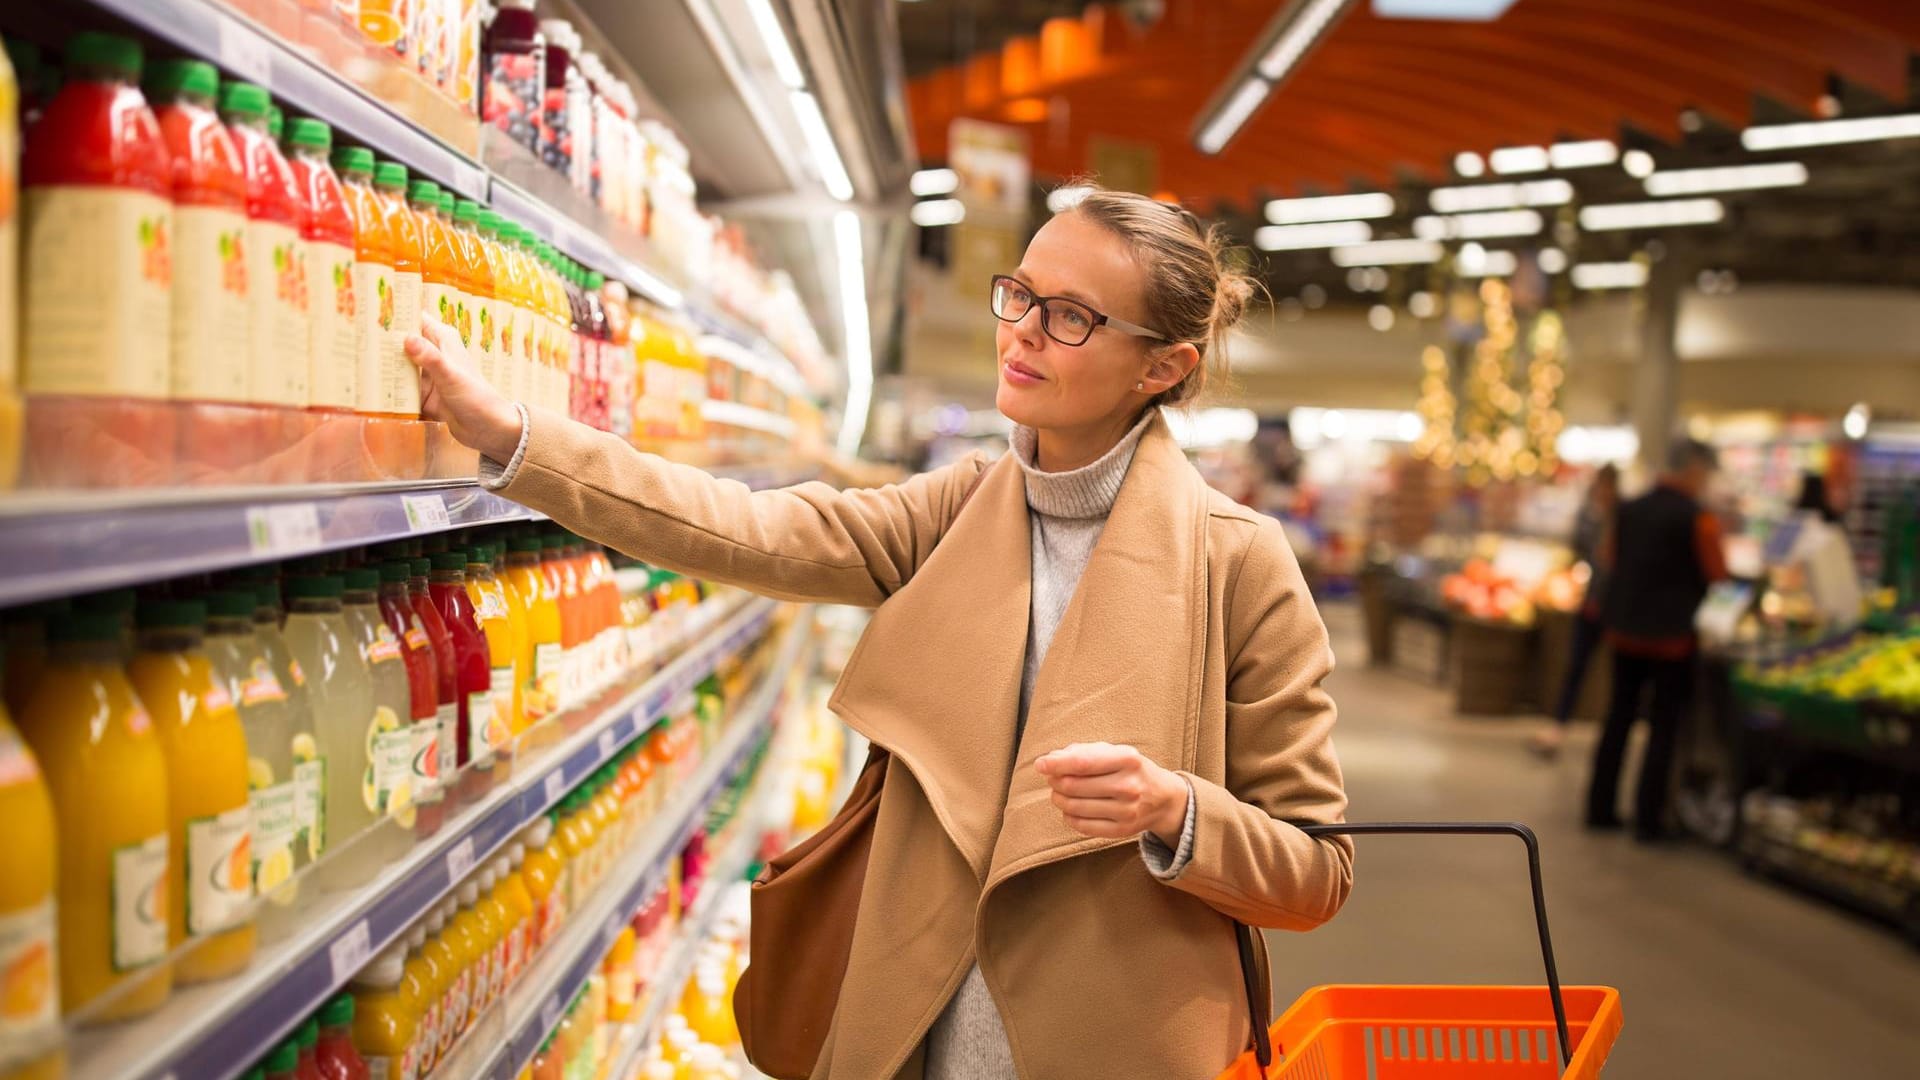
[1138,342,1201,396]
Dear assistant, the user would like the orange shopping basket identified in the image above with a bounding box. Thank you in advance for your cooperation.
[1219,823,1623,1079]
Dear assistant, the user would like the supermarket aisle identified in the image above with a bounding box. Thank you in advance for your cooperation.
[1272,602,1920,1078]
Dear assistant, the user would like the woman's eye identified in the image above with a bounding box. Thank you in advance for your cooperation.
[1009,287,1033,306]
[1061,308,1091,330]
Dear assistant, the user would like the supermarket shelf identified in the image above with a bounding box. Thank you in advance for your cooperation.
[1744,712,1920,778]
[69,597,783,1080]
[440,610,810,1080]
[702,401,799,440]
[1739,832,1920,941]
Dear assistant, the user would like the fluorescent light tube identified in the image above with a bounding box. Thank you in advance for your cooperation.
[835,210,872,457]
[1579,198,1725,230]
[1548,140,1619,169]
[790,90,854,201]
[1265,192,1396,224]
[745,0,806,90]
[1331,239,1444,266]
[1643,161,1808,197]
[909,199,965,227]
[1742,112,1920,151]
[1255,220,1374,250]
[1490,145,1550,174]
[1428,179,1573,213]
[1413,209,1543,240]
[1571,261,1649,289]
[909,168,959,197]
[1197,78,1270,155]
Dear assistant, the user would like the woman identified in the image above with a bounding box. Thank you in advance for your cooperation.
[1530,464,1619,758]
[406,188,1353,1079]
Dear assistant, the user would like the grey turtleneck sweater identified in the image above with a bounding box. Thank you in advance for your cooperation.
[924,412,1196,1080]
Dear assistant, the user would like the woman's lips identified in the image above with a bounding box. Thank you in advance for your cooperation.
[1002,359,1046,386]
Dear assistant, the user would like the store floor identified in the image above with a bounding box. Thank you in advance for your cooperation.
[1270,601,1920,1078]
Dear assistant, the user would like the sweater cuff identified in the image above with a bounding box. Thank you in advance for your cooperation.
[478,402,531,491]
[1140,778,1198,880]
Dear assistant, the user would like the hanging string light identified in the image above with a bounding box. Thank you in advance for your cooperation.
[1524,310,1567,476]
[1411,344,1457,468]
[1461,278,1518,487]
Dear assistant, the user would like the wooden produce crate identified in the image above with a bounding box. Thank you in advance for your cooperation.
[1452,614,1538,716]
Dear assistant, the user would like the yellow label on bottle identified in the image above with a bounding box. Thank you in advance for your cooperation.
[22,187,172,398]
[186,805,253,935]
[384,271,424,416]
[246,221,310,407]
[307,240,359,410]
[112,833,169,971]
[356,261,394,414]
[170,205,251,402]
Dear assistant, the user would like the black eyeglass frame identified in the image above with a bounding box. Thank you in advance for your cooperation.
[989,274,1171,346]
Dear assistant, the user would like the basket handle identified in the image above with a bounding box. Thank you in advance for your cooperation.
[1243,822,1573,1071]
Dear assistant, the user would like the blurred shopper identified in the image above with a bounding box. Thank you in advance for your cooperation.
[1587,440,1728,841]
[1530,464,1619,758]
[1794,471,1842,525]
[407,186,1353,1079]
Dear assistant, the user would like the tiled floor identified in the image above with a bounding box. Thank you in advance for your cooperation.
[1265,602,1920,1078]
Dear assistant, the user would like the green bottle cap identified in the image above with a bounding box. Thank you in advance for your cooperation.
[76,589,137,617]
[286,575,344,600]
[267,105,284,140]
[431,551,468,573]
[217,80,270,120]
[66,32,143,81]
[135,599,207,630]
[320,993,355,1026]
[542,534,568,551]
[286,117,332,151]
[145,58,218,101]
[437,190,455,215]
[454,199,482,225]
[408,178,442,204]
[509,535,544,554]
[343,568,380,592]
[411,557,434,578]
[374,161,409,189]
[204,590,257,619]
[47,613,124,645]
[587,271,605,289]
[478,209,502,236]
[332,146,375,177]
[264,1041,299,1074]
[298,1017,318,1049]
[380,561,412,584]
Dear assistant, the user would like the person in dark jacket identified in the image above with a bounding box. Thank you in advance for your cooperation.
[1587,440,1728,841]
[1530,464,1619,758]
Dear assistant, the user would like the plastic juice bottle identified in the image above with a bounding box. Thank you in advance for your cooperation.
[316,993,371,1080]
[464,546,521,751]
[525,231,560,414]
[582,971,607,1072]
[284,119,359,426]
[560,792,598,896]
[474,867,511,1002]
[284,575,378,886]
[591,545,622,687]
[3,599,69,720]
[380,562,441,837]
[502,224,536,408]
[0,32,20,488]
[263,1041,299,1080]
[448,882,492,1026]
[550,998,580,1080]
[205,592,301,916]
[497,847,536,981]
[504,536,559,731]
[561,538,597,697]
[603,926,635,1024]
[403,923,442,1077]
[428,553,496,801]
[370,163,424,423]
[601,278,633,443]
[586,773,617,875]
[482,0,545,151]
[296,1017,322,1080]
[18,613,171,1020]
[529,1035,559,1080]
[492,546,535,741]
[452,201,499,388]
[581,270,610,431]
[541,245,571,416]
[557,261,583,423]
[0,689,62,1080]
[540,535,581,713]
[407,180,457,341]
[248,580,324,879]
[329,149,390,432]
[144,58,251,473]
[423,906,466,1061]
[129,600,255,984]
[350,944,419,1080]
[519,816,562,951]
[408,558,461,811]
[342,569,414,844]
[21,32,175,489]
[475,211,515,398]
[494,222,529,406]
[219,81,310,439]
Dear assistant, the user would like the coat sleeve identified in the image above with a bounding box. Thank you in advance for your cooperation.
[491,406,989,608]
[1167,519,1355,931]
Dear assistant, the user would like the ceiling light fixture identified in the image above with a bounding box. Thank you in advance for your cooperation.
[1457,245,1518,277]
[1621,149,1656,178]
[1254,220,1374,251]
[1331,239,1445,266]
[1196,79,1272,155]
[1548,139,1619,169]
[1742,112,1920,151]
[1579,198,1725,231]
[1490,145,1550,174]
[1265,191,1396,224]
[1570,261,1650,290]
[1453,151,1486,178]
[909,168,959,197]
[1194,0,1358,155]
[790,90,854,201]
[835,210,872,456]
[1537,247,1568,274]
[1428,178,1573,213]
[908,199,965,227]
[1257,0,1355,78]
[1643,161,1809,197]
[745,0,806,89]
[1413,208,1543,240]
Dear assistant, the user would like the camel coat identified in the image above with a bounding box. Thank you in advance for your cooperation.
[493,407,1354,1080]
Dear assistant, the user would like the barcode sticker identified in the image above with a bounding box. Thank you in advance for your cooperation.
[543,769,566,805]
[217,16,273,88]
[446,836,476,882]
[402,494,451,532]
[246,503,322,555]
[329,920,372,982]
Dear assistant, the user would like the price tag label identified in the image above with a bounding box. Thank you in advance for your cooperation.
[540,996,562,1035]
[543,769,566,805]
[329,920,373,983]
[597,729,617,759]
[445,836,476,882]
[217,16,273,89]
[450,159,489,201]
[245,503,323,556]
[402,494,451,532]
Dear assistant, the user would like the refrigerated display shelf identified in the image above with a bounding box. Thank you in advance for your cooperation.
[701,401,799,440]
[66,596,784,1080]
[437,610,809,1080]
[1738,831,1920,944]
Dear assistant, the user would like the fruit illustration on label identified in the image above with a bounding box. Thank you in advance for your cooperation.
[501,312,517,358]
[1,939,52,1021]
[248,757,275,790]
[219,230,247,295]
[256,847,295,895]
[457,300,473,346]
[335,262,356,318]
[136,875,164,930]
[139,215,172,287]
[479,306,494,352]
[378,276,395,331]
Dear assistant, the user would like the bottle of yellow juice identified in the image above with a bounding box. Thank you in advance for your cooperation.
[0,677,63,1080]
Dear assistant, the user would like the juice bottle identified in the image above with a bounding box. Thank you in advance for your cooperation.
[0,39,19,488]
[581,270,610,432]
[557,792,596,898]
[448,882,491,1027]
[205,592,302,918]
[581,970,607,1073]
[284,120,359,427]
[3,598,69,719]
[422,905,466,1062]
[370,162,423,423]
[283,575,377,886]
[128,600,255,985]
[501,223,537,407]
[495,849,535,983]
[504,536,558,732]
[558,260,583,423]
[21,32,175,489]
[561,537,597,699]
[342,568,414,840]
[262,1041,299,1080]
[219,81,310,456]
[296,1017,322,1080]
[0,686,62,1080]
[518,816,562,951]
[451,201,498,391]
[537,244,568,416]
[350,944,419,1080]
[464,546,521,751]
[145,58,251,480]
[542,535,582,713]
[329,149,390,433]
[474,866,512,1002]
[482,0,545,151]
[410,182,462,345]
[492,544,535,741]
[18,613,171,1021]
[380,561,441,837]
[517,227,555,412]
[408,557,460,811]
[315,993,371,1080]
[586,772,618,879]
[529,1034,559,1080]
[247,579,325,880]
[428,553,496,801]
[550,998,580,1080]
[403,923,443,1078]
[603,926,635,1024]
[601,277,634,443]
[477,211,519,400]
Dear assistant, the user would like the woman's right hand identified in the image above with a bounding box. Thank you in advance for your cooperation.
[405,316,523,462]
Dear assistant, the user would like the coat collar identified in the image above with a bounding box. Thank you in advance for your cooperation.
[829,410,1210,890]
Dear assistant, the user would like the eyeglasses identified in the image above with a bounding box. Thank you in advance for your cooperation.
[989,274,1169,347]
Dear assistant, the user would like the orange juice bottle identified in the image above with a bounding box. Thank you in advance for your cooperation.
[408,181,460,346]
[504,535,558,732]
[403,922,443,1078]
[284,120,357,427]
[219,82,309,435]
[464,545,522,751]
[525,229,560,414]
[560,791,599,896]
[474,865,512,1001]
[423,903,466,1061]
[452,879,495,1025]
[371,162,424,422]
[476,210,517,399]
[541,534,582,713]
[519,817,563,952]
[491,545,534,741]
[534,243,566,415]
[451,200,498,390]
[128,600,254,986]
[19,613,171,1021]
[0,682,63,1080]
[588,770,619,871]
[350,942,420,1080]
[329,148,391,429]
[494,850,534,984]
[602,926,635,1024]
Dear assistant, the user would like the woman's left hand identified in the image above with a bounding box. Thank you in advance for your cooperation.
[1036,742,1189,848]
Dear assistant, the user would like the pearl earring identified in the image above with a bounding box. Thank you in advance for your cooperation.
[1135,382,1145,391]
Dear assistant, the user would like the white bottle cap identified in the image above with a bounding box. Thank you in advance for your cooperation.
[524,817,554,848]
[492,856,512,880]
[478,868,496,891]
[663,1014,690,1033]
[458,882,479,906]
[643,1064,676,1080]
[426,910,445,935]
[509,841,527,868]
[353,943,407,987]
[689,1045,724,1068]
[408,924,427,951]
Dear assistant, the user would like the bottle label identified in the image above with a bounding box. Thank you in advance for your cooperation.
[467,691,495,767]
[112,833,169,971]
[417,993,442,1074]
[22,186,172,398]
[384,270,424,416]
[405,626,431,652]
[476,295,499,389]
[170,204,251,402]
[245,220,310,407]
[489,665,515,745]
[204,680,235,715]
[367,623,405,665]
[307,239,359,410]
[365,707,415,813]
[0,726,41,787]
[0,898,59,1070]
[125,706,152,737]
[441,974,465,1055]
[355,261,393,414]
[248,770,299,900]
[425,282,466,347]
[411,719,442,807]
[294,752,327,860]
[533,642,563,720]
[437,701,459,785]
[186,805,254,935]
[242,656,288,706]
[289,658,307,687]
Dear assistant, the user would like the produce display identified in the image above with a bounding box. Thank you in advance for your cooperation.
[1739,631,1920,710]
[1742,790,1920,913]
[1437,556,1590,627]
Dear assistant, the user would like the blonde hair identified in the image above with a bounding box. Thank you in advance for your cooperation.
[1063,184,1257,408]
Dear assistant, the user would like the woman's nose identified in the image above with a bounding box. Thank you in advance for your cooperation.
[1013,304,1046,347]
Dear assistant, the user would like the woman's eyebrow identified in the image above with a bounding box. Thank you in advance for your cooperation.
[1012,270,1099,307]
